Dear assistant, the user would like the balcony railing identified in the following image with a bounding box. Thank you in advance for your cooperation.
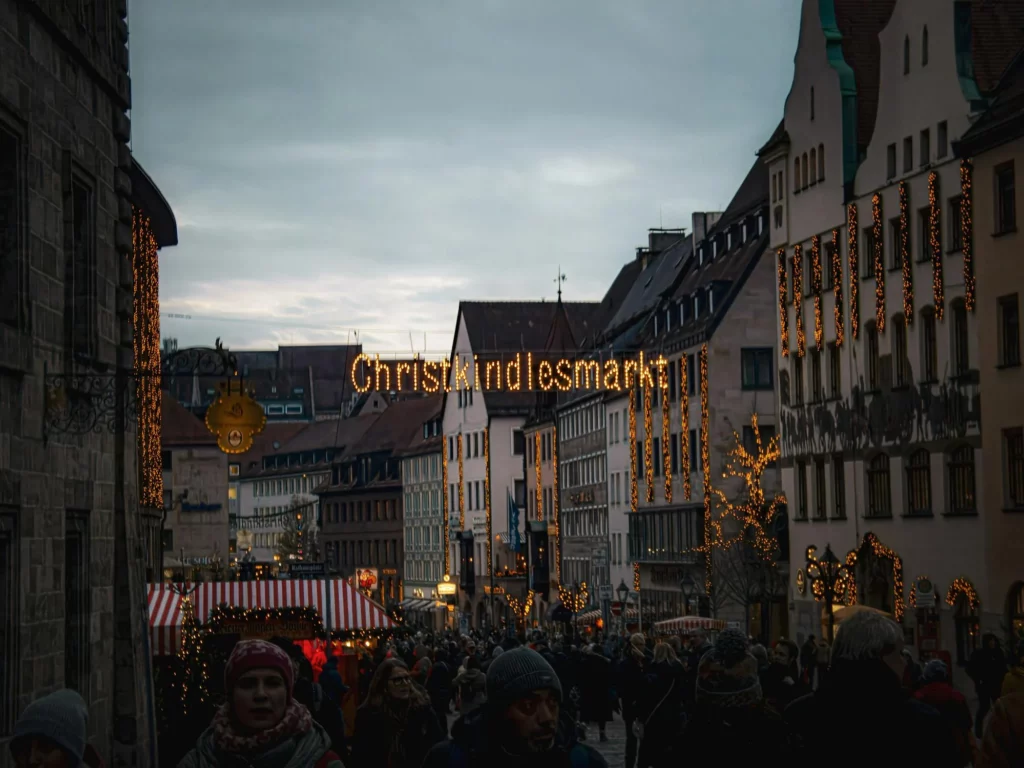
[628,506,704,564]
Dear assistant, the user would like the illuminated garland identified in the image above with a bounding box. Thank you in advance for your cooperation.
[832,228,844,346]
[457,433,465,530]
[907,575,931,609]
[629,378,638,512]
[680,357,691,500]
[811,236,823,350]
[644,381,654,503]
[928,171,945,320]
[506,590,535,624]
[559,581,588,612]
[484,427,492,578]
[699,345,712,597]
[793,245,806,356]
[872,193,885,332]
[132,209,162,508]
[552,422,560,582]
[899,181,913,323]
[633,561,640,592]
[535,431,543,520]
[661,367,672,502]
[945,577,980,613]
[204,605,326,638]
[176,594,205,713]
[442,435,450,576]
[847,203,860,339]
[960,159,975,311]
[777,247,790,357]
[844,532,905,621]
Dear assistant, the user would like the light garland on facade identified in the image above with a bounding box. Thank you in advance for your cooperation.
[132,209,162,508]
[661,367,672,503]
[484,427,492,578]
[945,577,980,613]
[793,245,806,357]
[644,382,654,503]
[552,422,560,582]
[457,433,465,530]
[442,435,450,576]
[899,181,913,323]
[777,247,789,357]
[629,379,638,512]
[872,193,885,332]
[847,203,860,340]
[928,171,945,320]
[699,344,712,597]
[960,159,975,311]
[535,431,543,521]
[844,532,904,621]
[680,357,691,501]
[907,575,931,609]
[633,561,640,592]
[832,228,844,346]
[811,235,823,350]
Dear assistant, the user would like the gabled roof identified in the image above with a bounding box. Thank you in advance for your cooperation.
[602,235,692,339]
[459,301,597,352]
[757,119,789,157]
[283,414,380,455]
[582,260,643,347]
[161,392,216,447]
[957,44,1024,156]
[237,422,309,479]
[348,396,444,456]
[394,396,444,458]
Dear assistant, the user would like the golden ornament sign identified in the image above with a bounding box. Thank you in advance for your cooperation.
[204,383,266,454]
[796,568,807,595]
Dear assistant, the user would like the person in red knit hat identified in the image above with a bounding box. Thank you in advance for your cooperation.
[177,639,344,768]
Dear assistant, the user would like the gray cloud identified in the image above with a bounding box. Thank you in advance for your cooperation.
[131,0,800,352]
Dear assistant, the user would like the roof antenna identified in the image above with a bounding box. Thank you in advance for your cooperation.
[554,268,566,301]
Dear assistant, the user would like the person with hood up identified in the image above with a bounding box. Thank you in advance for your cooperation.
[453,668,487,717]
[969,633,1008,738]
[422,647,608,768]
[351,658,443,768]
[177,639,344,768]
[760,640,806,713]
[1000,640,1024,698]
[9,689,105,768]
[913,659,975,767]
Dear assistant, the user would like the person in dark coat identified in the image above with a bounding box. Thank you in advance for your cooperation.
[914,659,975,767]
[634,642,686,768]
[969,633,1008,737]
[616,634,648,768]
[578,644,613,742]
[761,640,806,713]
[351,658,443,768]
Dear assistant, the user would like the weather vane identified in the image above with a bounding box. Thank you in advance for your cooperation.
[554,268,567,301]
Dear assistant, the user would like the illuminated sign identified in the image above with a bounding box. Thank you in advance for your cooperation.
[205,383,267,454]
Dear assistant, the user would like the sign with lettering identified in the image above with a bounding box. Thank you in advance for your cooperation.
[216,619,317,639]
[289,562,326,579]
[640,563,699,592]
[569,490,595,505]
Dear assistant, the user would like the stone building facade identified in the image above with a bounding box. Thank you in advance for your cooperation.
[0,0,176,764]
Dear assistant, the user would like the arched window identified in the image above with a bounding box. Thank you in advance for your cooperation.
[892,314,910,387]
[867,453,892,518]
[866,320,880,390]
[906,449,931,516]
[810,86,815,120]
[919,305,937,382]
[948,445,976,514]
[802,152,809,189]
[818,143,825,181]
[954,593,980,665]
[904,35,911,74]
[922,26,929,66]
[794,156,801,192]
[951,298,969,376]
[810,147,817,184]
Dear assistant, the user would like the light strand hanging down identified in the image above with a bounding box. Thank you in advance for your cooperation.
[535,431,543,521]
[872,193,885,332]
[644,380,654,503]
[132,209,162,508]
[844,533,904,622]
[457,433,465,530]
[634,561,640,592]
[442,437,450,575]
[777,247,790,357]
[899,181,913,323]
[552,422,560,583]
[661,365,672,503]
[699,344,712,598]
[811,235,823,350]
[832,228,844,346]
[680,357,691,501]
[960,159,975,311]
[484,427,492,578]
[629,377,638,513]
[792,245,806,356]
[928,171,945,320]
[847,203,860,340]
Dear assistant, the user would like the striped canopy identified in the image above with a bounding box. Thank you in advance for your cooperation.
[653,616,727,634]
[147,579,396,656]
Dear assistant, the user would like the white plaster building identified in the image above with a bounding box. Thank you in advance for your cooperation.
[605,389,634,592]
[764,0,1021,678]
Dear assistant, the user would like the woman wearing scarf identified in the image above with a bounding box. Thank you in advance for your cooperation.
[177,639,343,768]
[351,658,443,768]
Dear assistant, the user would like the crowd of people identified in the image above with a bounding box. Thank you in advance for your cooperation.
[7,615,1024,767]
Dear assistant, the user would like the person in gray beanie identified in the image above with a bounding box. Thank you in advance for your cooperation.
[423,647,608,768]
[9,688,103,768]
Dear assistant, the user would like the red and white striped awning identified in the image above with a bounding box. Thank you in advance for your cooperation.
[196,579,329,623]
[148,584,184,656]
[326,578,396,632]
[575,607,640,625]
[653,616,727,634]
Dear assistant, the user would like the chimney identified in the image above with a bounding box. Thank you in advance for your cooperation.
[648,228,687,254]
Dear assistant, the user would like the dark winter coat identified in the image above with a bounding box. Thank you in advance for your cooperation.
[351,699,443,768]
[635,660,686,768]
[578,651,613,724]
[679,705,792,766]
[969,635,1009,696]
[615,652,647,716]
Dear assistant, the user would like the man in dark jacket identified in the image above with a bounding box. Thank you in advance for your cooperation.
[423,648,607,768]
[969,632,1008,737]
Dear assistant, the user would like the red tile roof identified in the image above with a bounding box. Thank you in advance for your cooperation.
[161,392,217,447]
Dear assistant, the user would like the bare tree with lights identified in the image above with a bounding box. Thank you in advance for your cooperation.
[275,495,307,560]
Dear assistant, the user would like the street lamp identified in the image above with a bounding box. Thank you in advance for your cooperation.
[616,580,629,635]
[805,544,851,643]
[679,571,697,616]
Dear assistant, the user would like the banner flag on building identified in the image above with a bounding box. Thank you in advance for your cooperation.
[507,490,522,551]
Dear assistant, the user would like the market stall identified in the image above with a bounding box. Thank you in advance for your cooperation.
[653,615,727,636]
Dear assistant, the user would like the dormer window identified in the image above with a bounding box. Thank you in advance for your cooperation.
[653,314,659,336]
[742,223,747,243]
[679,301,686,325]
[727,231,732,250]
[713,240,718,259]
[758,215,764,234]
[698,247,704,266]
[708,286,715,313]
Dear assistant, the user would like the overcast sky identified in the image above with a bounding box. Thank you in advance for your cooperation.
[130,0,800,354]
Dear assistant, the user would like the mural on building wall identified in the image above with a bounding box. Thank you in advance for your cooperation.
[778,365,981,456]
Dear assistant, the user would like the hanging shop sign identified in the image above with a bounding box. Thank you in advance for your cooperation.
[205,382,267,455]
[357,568,379,590]
[289,562,326,579]
[915,577,936,609]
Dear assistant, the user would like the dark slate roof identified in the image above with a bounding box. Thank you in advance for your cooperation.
[602,235,693,339]
[957,44,1024,156]
[969,0,1024,96]
[161,392,217,447]
[394,395,444,457]
[237,422,309,479]
[757,119,789,157]
[460,301,597,353]
[349,396,444,456]
[282,415,380,455]
[582,260,643,347]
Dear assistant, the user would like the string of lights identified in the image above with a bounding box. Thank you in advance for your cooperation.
[777,247,790,357]
[552,422,560,582]
[559,581,588,612]
[928,171,945,320]
[792,245,806,357]
[899,181,913,323]
[506,590,535,624]
[811,235,823,350]
[644,381,654,503]
[132,209,162,509]
[629,378,638,513]
[442,434,450,576]
[661,367,672,503]
[907,575,930,609]
[832,228,844,346]
[484,427,492,578]
[946,577,980,613]
[844,533,904,621]
[535,431,543,521]
[457,433,465,530]
[960,159,975,311]
[699,344,712,597]
[847,203,860,340]
[680,357,691,501]
[176,594,205,713]
[872,193,885,332]
[634,562,640,592]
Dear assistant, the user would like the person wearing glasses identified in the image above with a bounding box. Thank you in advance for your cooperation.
[351,659,443,768]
